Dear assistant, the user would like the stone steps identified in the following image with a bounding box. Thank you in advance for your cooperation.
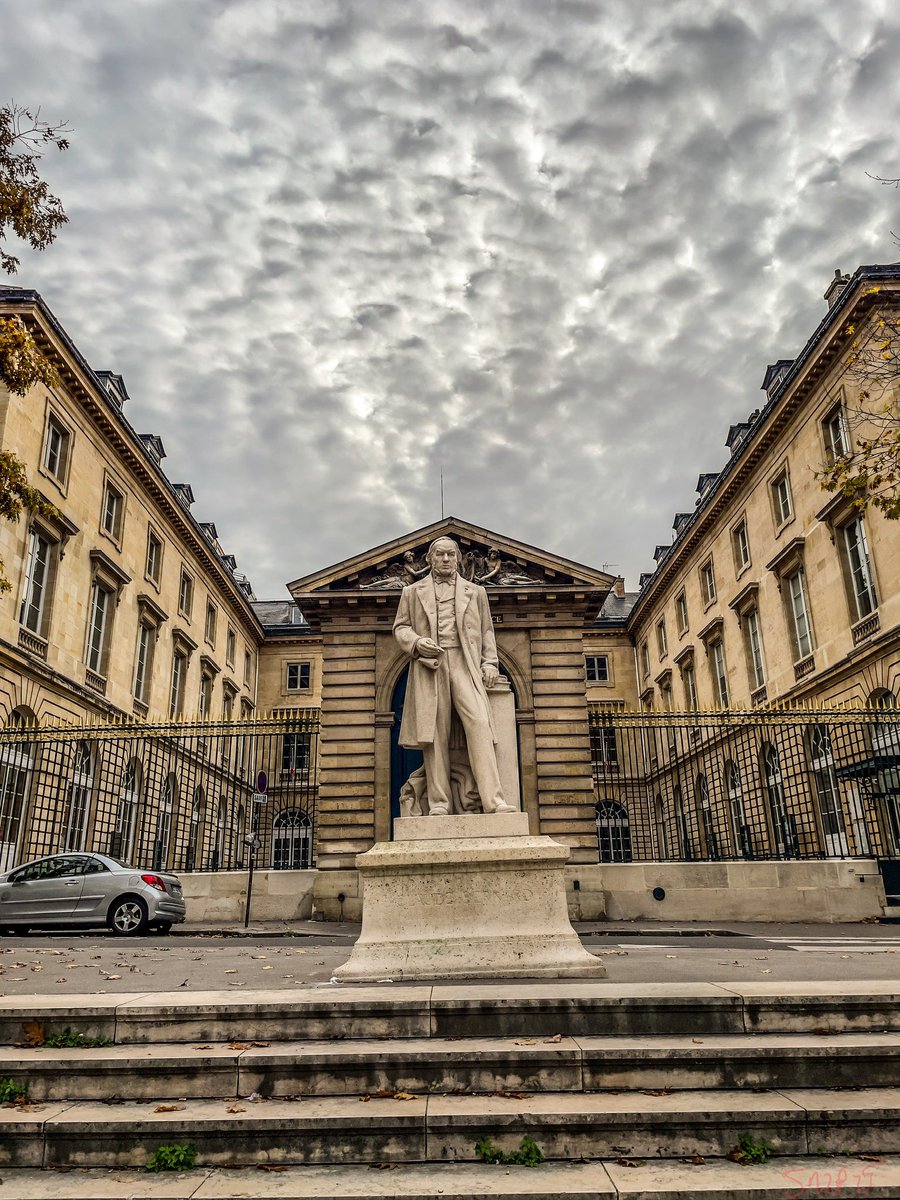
[2,1031,900,1100]
[2,1158,900,1199]
[3,1088,900,1168]
[3,980,900,1045]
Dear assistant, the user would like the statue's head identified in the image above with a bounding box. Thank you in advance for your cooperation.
[426,536,461,578]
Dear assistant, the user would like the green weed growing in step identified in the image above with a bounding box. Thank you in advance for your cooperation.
[44,1028,111,1049]
[475,1135,544,1167]
[0,1077,27,1103]
[730,1132,776,1165]
[145,1143,198,1172]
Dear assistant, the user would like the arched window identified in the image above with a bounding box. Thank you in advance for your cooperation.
[236,804,246,869]
[595,800,632,863]
[808,725,849,856]
[0,710,34,871]
[272,808,312,870]
[724,760,752,859]
[154,774,178,871]
[674,783,692,860]
[761,742,797,858]
[215,798,228,870]
[694,774,719,861]
[65,740,94,852]
[113,759,141,862]
[654,794,668,859]
[869,689,900,853]
[185,787,205,871]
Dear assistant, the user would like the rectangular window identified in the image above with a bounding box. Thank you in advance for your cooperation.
[145,530,163,585]
[823,404,849,461]
[787,569,813,660]
[660,681,673,711]
[86,583,112,674]
[226,627,236,667]
[640,641,650,679]
[732,520,750,573]
[843,517,877,620]
[745,606,766,690]
[43,415,70,482]
[133,621,154,702]
[244,650,251,686]
[699,559,716,606]
[683,663,698,710]
[711,640,729,708]
[281,732,311,775]
[20,528,53,635]
[286,662,311,691]
[656,619,668,659]
[590,725,618,773]
[199,670,213,720]
[178,568,194,618]
[675,590,688,635]
[222,688,234,721]
[205,601,217,646]
[772,471,793,526]
[169,651,187,719]
[584,654,609,683]
[101,481,124,541]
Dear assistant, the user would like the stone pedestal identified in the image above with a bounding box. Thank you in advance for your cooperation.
[333,814,606,981]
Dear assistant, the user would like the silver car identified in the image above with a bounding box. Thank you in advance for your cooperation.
[0,852,186,935]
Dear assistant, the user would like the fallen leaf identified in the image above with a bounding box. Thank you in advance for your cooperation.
[258,1165,288,1173]
[226,1105,246,1113]
[544,1034,562,1043]
[616,1158,640,1168]
[691,1038,704,1044]
[55,978,66,984]
[514,1038,537,1045]
[858,1154,883,1162]
[682,1156,706,1165]
[252,1041,270,1048]
[261,966,274,971]
[22,1021,44,1047]
[193,1045,213,1050]
[224,969,238,975]
[103,974,121,980]
[369,1163,402,1170]
[154,1104,183,1113]
[229,1042,251,1050]
[394,1091,416,1101]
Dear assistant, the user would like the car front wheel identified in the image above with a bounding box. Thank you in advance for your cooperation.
[108,896,149,936]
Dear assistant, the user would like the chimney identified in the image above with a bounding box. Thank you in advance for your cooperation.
[824,268,851,309]
[613,576,625,599]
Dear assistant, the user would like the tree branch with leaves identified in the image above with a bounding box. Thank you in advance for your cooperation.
[817,294,900,520]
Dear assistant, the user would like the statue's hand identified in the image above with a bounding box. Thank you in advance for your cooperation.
[416,637,442,659]
[482,663,499,688]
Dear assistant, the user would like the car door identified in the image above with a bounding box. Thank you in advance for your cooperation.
[72,856,117,920]
[0,855,86,924]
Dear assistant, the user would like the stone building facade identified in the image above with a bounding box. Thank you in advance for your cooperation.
[1,265,899,920]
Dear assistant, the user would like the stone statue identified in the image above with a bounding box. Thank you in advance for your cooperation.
[359,550,429,590]
[393,536,514,816]
[476,546,536,586]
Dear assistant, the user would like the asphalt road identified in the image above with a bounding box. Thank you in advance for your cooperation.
[2,924,900,994]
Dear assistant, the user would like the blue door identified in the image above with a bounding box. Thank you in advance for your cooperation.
[390,667,422,836]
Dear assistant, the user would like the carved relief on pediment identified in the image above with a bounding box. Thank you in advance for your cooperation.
[348,544,557,591]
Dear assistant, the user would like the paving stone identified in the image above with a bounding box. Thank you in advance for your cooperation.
[0,1167,210,1198]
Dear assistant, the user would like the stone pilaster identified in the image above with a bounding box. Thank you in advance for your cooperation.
[316,631,376,871]
[530,627,599,864]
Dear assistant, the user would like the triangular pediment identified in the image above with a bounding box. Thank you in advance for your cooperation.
[287,517,616,597]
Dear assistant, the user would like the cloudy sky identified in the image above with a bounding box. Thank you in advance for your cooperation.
[4,0,900,598]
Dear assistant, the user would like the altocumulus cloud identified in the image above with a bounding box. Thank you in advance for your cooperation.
[3,0,900,594]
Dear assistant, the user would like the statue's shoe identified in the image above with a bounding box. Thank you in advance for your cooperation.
[428,805,449,816]
[492,802,516,813]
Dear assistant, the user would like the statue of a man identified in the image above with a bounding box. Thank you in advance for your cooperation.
[393,536,514,815]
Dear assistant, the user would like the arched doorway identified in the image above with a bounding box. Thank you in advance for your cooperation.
[272,807,311,869]
[389,665,520,833]
[390,668,423,833]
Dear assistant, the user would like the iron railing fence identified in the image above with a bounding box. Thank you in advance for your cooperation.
[0,711,319,875]
[589,706,900,864]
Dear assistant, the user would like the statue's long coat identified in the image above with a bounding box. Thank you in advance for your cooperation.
[393,574,498,749]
